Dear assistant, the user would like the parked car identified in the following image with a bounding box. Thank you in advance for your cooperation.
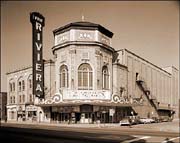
[119,117,131,126]
[159,116,172,122]
[152,117,160,123]
[119,116,140,126]
[139,118,155,124]
[132,116,141,124]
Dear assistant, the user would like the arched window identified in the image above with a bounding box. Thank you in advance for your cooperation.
[10,97,12,104]
[59,65,68,88]
[9,79,15,92]
[29,94,33,102]
[13,82,15,91]
[13,96,15,103]
[9,83,13,92]
[18,77,23,92]
[102,66,109,90]
[22,94,25,103]
[78,63,93,90]
[22,80,25,91]
[18,81,22,91]
[28,75,32,89]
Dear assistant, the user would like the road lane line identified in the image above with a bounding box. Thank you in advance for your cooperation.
[161,137,180,143]
[169,137,180,141]
[139,136,151,140]
[122,136,151,143]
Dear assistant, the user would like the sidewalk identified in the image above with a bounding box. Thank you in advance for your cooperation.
[3,118,179,133]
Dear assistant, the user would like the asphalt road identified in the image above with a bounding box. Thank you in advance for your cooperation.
[0,123,179,143]
[0,126,134,143]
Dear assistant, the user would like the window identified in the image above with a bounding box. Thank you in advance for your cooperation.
[9,79,15,92]
[59,65,68,88]
[22,95,25,103]
[18,77,24,92]
[19,95,21,103]
[29,79,32,88]
[13,96,15,103]
[136,72,139,80]
[10,96,12,104]
[102,66,109,89]
[13,82,15,91]
[22,80,25,91]
[29,94,33,102]
[78,63,93,90]
[18,81,21,91]
[9,83,12,92]
[28,75,32,89]
[11,111,15,119]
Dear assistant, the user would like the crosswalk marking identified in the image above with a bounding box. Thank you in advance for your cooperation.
[169,137,180,141]
[139,136,151,140]
[161,137,180,143]
[122,136,151,143]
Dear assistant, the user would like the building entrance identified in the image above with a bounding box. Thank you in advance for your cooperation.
[79,104,93,123]
[51,112,70,123]
[100,112,109,123]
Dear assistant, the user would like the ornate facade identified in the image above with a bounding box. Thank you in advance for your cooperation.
[7,22,179,123]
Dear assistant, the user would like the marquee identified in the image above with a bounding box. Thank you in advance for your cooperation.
[63,90,111,100]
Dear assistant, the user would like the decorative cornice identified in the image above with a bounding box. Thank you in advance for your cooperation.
[53,21,113,38]
[52,41,115,54]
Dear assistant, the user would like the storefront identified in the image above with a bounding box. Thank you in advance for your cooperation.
[17,105,26,121]
[50,106,74,123]
[7,105,17,121]
[26,105,37,122]
[39,102,135,124]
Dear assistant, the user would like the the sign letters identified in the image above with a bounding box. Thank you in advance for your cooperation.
[30,12,45,98]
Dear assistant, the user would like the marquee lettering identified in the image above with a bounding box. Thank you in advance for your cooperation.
[63,90,111,100]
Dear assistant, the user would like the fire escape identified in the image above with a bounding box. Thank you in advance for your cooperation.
[136,75,159,110]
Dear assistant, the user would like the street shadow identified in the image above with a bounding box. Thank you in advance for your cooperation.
[0,126,139,143]
[1,125,174,143]
[164,138,175,143]
[129,139,146,143]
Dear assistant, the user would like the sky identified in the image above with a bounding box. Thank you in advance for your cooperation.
[1,1,179,92]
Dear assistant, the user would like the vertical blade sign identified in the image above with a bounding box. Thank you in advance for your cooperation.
[30,12,45,99]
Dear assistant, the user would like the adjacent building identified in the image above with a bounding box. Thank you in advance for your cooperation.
[6,21,179,123]
[0,92,7,122]
[6,60,54,122]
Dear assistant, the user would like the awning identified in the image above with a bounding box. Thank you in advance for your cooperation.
[17,111,25,114]
[36,101,138,107]
[157,106,173,111]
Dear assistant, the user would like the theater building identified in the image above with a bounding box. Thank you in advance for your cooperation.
[6,21,179,123]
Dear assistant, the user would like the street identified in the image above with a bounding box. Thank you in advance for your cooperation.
[0,120,179,143]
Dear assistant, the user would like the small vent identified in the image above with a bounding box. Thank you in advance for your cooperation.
[82,52,89,59]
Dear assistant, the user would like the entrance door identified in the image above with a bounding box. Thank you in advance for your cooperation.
[39,111,43,122]
[75,113,81,123]
[80,113,92,123]
[100,112,109,123]
[80,105,93,124]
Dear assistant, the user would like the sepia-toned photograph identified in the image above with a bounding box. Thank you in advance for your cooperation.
[0,1,179,143]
